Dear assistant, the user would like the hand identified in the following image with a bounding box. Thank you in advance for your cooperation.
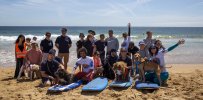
[128,23,131,27]
[82,64,89,68]
[178,39,185,45]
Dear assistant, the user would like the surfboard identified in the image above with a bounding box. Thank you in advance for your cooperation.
[135,79,160,89]
[48,80,82,92]
[109,78,132,88]
[82,77,108,91]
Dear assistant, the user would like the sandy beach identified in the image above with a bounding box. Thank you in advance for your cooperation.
[0,64,202,100]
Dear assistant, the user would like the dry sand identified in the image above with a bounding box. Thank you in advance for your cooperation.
[0,64,203,100]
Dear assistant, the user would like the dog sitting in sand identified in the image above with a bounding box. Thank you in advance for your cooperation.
[113,61,129,81]
[134,53,162,85]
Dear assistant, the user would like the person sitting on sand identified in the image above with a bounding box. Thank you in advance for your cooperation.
[103,49,118,80]
[72,48,94,84]
[40,49,65,86]
[146,39,185,84]
[24,41,42,79]
[117,48,132,81]
[92,51,104,77]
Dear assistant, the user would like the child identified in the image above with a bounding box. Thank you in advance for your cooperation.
[25,38,32,51]
[92,51,103,77]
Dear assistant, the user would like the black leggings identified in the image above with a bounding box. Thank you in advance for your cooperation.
[14,58,25,78]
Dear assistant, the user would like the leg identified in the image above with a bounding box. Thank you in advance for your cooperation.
[14,58,24,78]
[42,53,48,63]
[63,53,69,70]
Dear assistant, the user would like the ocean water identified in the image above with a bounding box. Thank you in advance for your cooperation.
[0,26,203,67]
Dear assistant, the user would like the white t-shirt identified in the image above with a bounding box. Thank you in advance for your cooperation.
[74,56,94,73]
[121,36,131,50]
[151,49,168,72]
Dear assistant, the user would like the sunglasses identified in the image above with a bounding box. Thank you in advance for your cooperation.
[121,51,127,52]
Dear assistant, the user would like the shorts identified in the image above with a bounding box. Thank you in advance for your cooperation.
[145,72,169,84]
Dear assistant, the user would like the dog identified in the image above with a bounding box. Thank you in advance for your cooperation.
[113,61,129,81]
[134,53,162,85]
[55,69,71,85]
[17,59,41,81]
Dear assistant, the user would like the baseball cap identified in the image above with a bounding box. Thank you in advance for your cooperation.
[49,49,56,56]
[139,41,146,46]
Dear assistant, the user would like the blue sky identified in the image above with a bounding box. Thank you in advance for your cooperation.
[0,0,203,26]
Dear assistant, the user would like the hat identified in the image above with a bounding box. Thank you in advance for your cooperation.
[49,49,56,56]
[139,41,145,46]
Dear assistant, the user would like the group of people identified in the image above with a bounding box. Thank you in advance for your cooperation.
[14,23,185,86]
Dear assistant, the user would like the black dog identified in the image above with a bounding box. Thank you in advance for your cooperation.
[55,69,71,85]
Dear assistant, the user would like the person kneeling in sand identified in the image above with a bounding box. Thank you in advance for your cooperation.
[17,41,42,81]
[72,48,94,84]
[40,50,67,86]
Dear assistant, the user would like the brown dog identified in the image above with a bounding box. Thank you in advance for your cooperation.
[134,53,162,85]
[113,61,129,81]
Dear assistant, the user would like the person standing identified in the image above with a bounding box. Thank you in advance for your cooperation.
[83,34,95,57]
[76,33,85,58]
[143,31,156,57]
[14,34,27,78]
[121,23,131,50]
[105,30,119,55]
[40,32,53,62]
[95,34,106,64]
[55,28,72,70]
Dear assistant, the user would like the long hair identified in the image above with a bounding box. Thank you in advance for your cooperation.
[15,34,25,44]
[149,46,159,56]
[155,40,165,50]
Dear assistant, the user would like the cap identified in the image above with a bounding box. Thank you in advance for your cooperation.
[49,49,56,56]
[139,41,146,46]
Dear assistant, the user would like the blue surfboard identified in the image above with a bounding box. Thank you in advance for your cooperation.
[135,79,160,89]
[82,77,108,91]
[48,80,82,92]
[109,78,133,88]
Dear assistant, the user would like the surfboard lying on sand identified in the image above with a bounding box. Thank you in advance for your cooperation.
[48,80,82,92]
[82,77,108,91]
[135,79,160,89]
[109,78,133,88]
